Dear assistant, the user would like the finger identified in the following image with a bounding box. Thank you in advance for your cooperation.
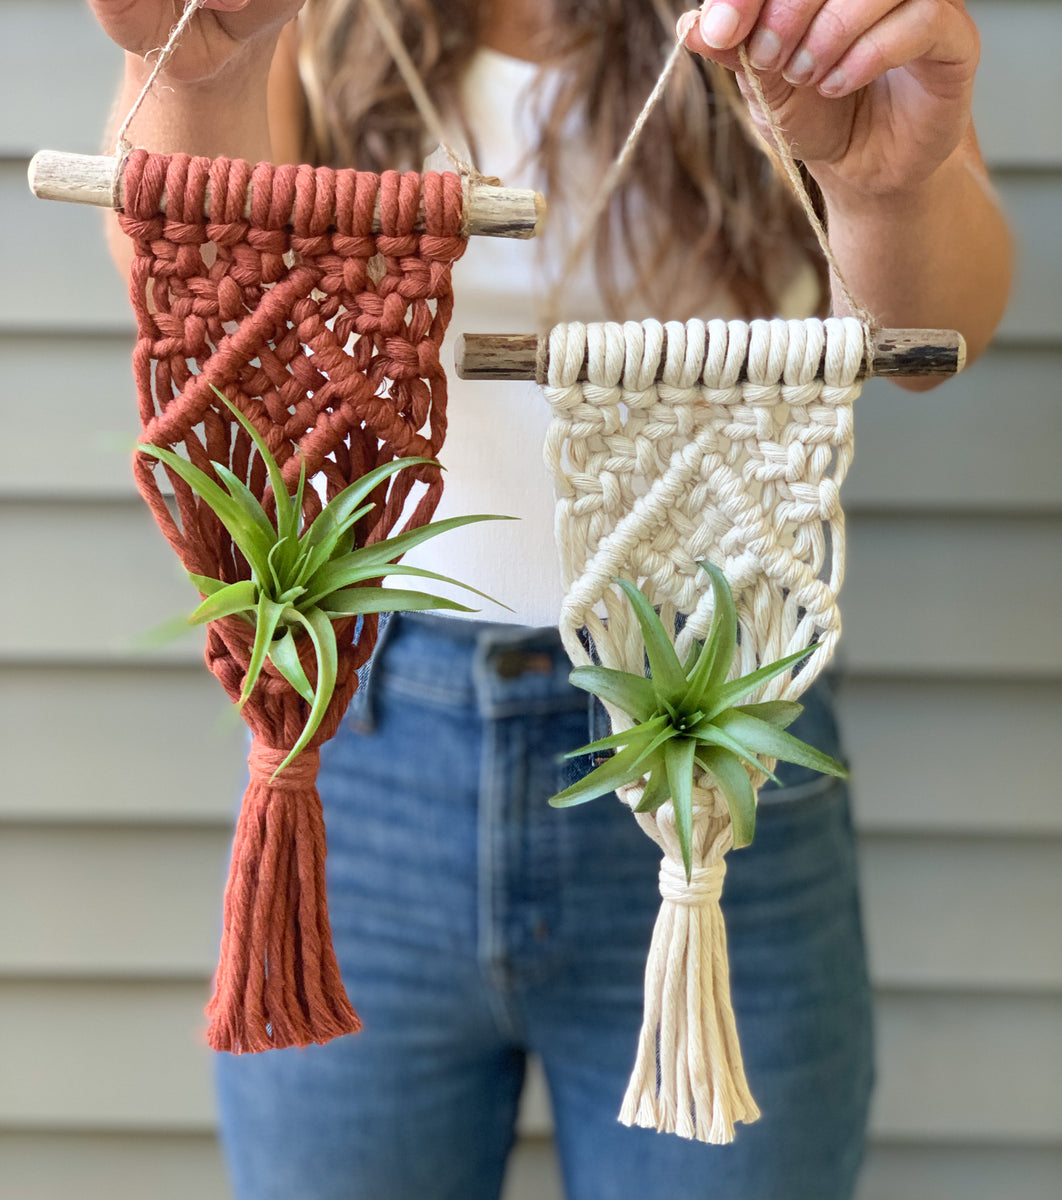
[683,2,762,54]
[773,0,918,89]
[807,0,978,98]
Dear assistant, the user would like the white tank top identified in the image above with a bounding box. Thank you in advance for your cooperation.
[405,47,816,627]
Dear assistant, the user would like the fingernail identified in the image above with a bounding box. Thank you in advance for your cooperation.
[748,27,782,70]
[784,48,815,85]
[676,10,699,42]
[699,3,741,49]
[819,67,847,95]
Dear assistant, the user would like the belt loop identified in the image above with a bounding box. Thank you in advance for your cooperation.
[345,612,398,735]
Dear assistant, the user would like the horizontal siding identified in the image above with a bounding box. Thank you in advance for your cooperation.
[0,1132,1058,1200]
[3,166,1058,340]
[3,1,1059,167]
[3,826,1057,991]
[4,504,1061,674]
[839,677,1062,836]
[6,337,1061,513]
[5,982,1058,1142]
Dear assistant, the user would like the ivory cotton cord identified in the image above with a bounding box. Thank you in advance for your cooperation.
[543,316,864,1141]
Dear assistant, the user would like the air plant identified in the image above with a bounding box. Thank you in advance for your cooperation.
[549,562,847,879]
[138,385,509,774]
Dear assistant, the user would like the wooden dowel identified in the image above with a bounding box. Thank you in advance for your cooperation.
[455,328,967,381]
[27,150,546,239]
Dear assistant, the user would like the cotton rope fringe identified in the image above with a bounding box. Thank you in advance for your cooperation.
[119,151,467,1052]
[543,315,863,1142]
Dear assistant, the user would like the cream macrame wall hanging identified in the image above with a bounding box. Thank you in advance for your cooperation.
[457,39,966,1144]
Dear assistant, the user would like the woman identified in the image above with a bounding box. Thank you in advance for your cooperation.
[90,2,1011,1197]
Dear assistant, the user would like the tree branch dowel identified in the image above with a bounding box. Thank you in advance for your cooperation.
[27,150,545,239]
[455,328,967,381]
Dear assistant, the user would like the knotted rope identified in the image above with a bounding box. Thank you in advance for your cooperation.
[543,315,863,1140]
[119,151,466,1052]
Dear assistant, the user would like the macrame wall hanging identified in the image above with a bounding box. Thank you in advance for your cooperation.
[457,39,965,1143]
[28,3,542,1054]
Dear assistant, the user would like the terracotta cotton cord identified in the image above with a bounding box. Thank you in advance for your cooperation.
[119,151,467,1052]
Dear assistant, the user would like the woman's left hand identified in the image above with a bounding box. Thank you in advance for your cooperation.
[678,1,980,198]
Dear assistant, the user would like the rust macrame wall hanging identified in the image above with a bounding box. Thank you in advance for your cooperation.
[29,73,542,1057]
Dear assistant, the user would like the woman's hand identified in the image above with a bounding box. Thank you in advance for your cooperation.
[678,0,980,198]
[87,0,304,86]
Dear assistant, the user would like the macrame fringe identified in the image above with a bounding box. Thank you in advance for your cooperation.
[206,740,361,1052]
[617,797,758,1143]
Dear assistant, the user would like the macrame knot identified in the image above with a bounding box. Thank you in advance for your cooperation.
[248,742,321,789]
[659,856,726,906]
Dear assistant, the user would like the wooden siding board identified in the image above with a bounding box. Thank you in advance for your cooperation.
[2,986,1060,1141]
[838,677,1062,836]
[2,167,1058,337]
[859,1142,1062,1200]
[5,504,1060,676]
[2,826,1059,994]
[7,336,1061,513]
[0,666,244,823]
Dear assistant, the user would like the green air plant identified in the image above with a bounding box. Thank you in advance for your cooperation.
[548,562,847,880]
[138,385,509,775]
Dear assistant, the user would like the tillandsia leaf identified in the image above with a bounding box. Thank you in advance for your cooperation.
[699,561,738,694]
[188,573,228,597]
[614,578,686,703]
[274,605,338,775]
[702,644,819,720]
[310,561,505,609]
[241,596,288,707]
[664,736,697,882]
[298,502,375,584]
[567,665,658,723]
[268,628,314,705]
[732,700,803,728]
[548,738,665,809]
[713,710,848,778]
[688,721,782,785]
[696,745,757,849]
[137,442,274,581]
[188,579,258,626]
[319,586,475,618]
[209,461,277,547]
[632,765,671,813]
[303,457,436,551]
[301,514,512,606]
[562,713,671,759]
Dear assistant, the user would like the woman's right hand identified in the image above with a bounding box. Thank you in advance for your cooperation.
[87,0,305,85]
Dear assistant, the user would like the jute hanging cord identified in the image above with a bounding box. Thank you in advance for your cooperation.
[27,0,537,1055]
[460,26,961,1145]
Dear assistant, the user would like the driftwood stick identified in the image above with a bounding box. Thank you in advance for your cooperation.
[27,150,545,239]
[455,328,967,381]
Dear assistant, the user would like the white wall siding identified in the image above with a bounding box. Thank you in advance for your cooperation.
[1,3,1059,1199]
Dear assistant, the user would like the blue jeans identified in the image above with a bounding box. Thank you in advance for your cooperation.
[215,613,874,1200]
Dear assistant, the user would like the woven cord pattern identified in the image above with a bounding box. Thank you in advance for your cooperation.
[117,151,466,1052]
[542,316,863,1141]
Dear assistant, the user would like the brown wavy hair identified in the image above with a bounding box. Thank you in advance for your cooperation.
[296,0,826,317]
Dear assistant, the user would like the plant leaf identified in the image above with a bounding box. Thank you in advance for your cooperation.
[614,578,686,702]
[688,721,782,785]
[703,645,818,718]
[566,665,659,723]
[240,596,288,707]
[273,606,338,775]
[187,578,258,626]
[548,739,661,808]
[304,457,434,550]
[297,502,375,585]
[302,514,512,605]
[696,746,757,848]
[138,442,275,580]
[319,586,475,617]
[562,713,672,758]
[632,765,671,813]
[267,628,314,705]
[713,710,848,778]
[210,462,276,544]
[664,736,697,882]
[732,700,804,728]
[188,573,228,597]
[700,561,738,692]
